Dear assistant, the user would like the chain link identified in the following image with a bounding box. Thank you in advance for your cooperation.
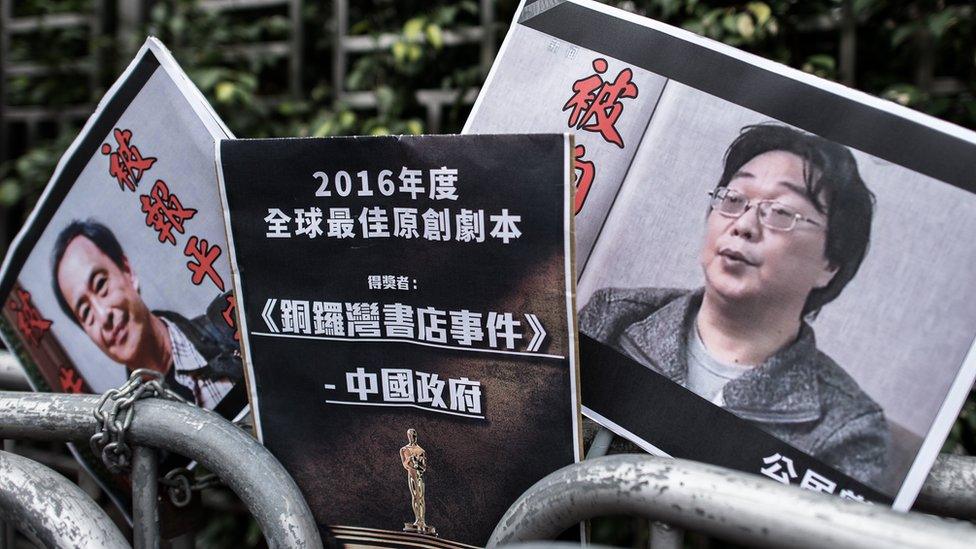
[160,467,222,507]
[90,368,186,473]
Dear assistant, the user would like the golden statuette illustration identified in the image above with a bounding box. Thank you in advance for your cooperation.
[400,428,437,536]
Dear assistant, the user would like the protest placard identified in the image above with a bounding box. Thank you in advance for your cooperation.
[217,133,581,546]
[0,38,245,521]
[466,0,976,509]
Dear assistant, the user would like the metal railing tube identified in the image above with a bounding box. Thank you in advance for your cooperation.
[0,392,94,441]
[488,454,976,549]
[0,391,322,549]
[914,453,976,519]
[0,449,128,548]
[132,445,160,549]
[649,521,682,549]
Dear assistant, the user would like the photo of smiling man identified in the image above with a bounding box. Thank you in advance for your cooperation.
[580,123,888,485]
[0,39,253,519]
[51,219,242,408]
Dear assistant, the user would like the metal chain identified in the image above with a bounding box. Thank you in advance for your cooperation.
[90,368,187,474]
[91,368,226,506]
[160,467,222,507]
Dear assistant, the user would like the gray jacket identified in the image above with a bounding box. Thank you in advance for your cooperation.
[579,286,890,486]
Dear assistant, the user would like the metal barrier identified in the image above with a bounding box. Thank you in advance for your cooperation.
[0,354,972,548]
[0,450,128,548]
[0,390,322,549]
[487,454,976,549]
[916,453,976,519]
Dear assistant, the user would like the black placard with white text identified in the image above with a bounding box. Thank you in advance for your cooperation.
[218,134,582,547]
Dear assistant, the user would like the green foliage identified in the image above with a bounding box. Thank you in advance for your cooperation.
[0,132,75,210]
[676,3,781,47]
[4,1,973,218]
[944,387,976,455]
[610,0,976,129]
[6,0,102,107]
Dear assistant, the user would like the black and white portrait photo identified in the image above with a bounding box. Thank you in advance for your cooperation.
[576,79,976,504]
[581,123,886,485]
[459,0,976,509]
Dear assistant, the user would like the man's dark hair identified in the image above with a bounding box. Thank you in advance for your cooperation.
[715,123,875,317]
[51,219,127,324]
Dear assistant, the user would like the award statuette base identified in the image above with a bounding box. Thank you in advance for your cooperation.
[404,523,438,536]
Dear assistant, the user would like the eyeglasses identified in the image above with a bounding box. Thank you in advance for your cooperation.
[707,188,824,232]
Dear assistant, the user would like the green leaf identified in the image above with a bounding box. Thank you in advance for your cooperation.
[438,6,459,24]
[392,41,407,62]
[681,21,705,36]
[310,84,329,102]
[215,81,236,103]
[150,3,168,22]
[927,10,957,38]
[702,9,720,29]
[426,24,444,49]
[882,84,921,106]
[0,181,22,206]
[722,12,738,34]
[266,14,290,34]
[238,73,258,91]
[339,110,356,128]
[375,86,396,112]
[171,15,187,36]
[403,17,425,41]
[312,120,334,138]
[405,120,424,135]
[891,25,916,48]
[736,13,755,39]
[407,44,422,63]
[349,20,371,35]
[853,0,879,17]
[801,54,836,78]
[746,2,771,26]
[192,68,224,91]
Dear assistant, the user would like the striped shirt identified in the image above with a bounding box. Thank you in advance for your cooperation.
[162,317,234,409]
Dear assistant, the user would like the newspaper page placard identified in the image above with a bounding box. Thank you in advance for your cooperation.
[217,134,581,547]
[465,0,976,509]
[0,38,247,517]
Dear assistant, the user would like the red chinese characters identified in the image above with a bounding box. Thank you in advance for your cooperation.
[101,128,157,192]
[101,126,230,305]
[184,236,225,291]
[140,179,198,245]
[222,294,240,341]
[573,144,596,215]
[563,58,639,149]
[59,366,84,393]
[8,289,52,347]
[10,289,52,347]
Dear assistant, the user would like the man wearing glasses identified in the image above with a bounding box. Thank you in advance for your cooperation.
[579,124,889,485]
